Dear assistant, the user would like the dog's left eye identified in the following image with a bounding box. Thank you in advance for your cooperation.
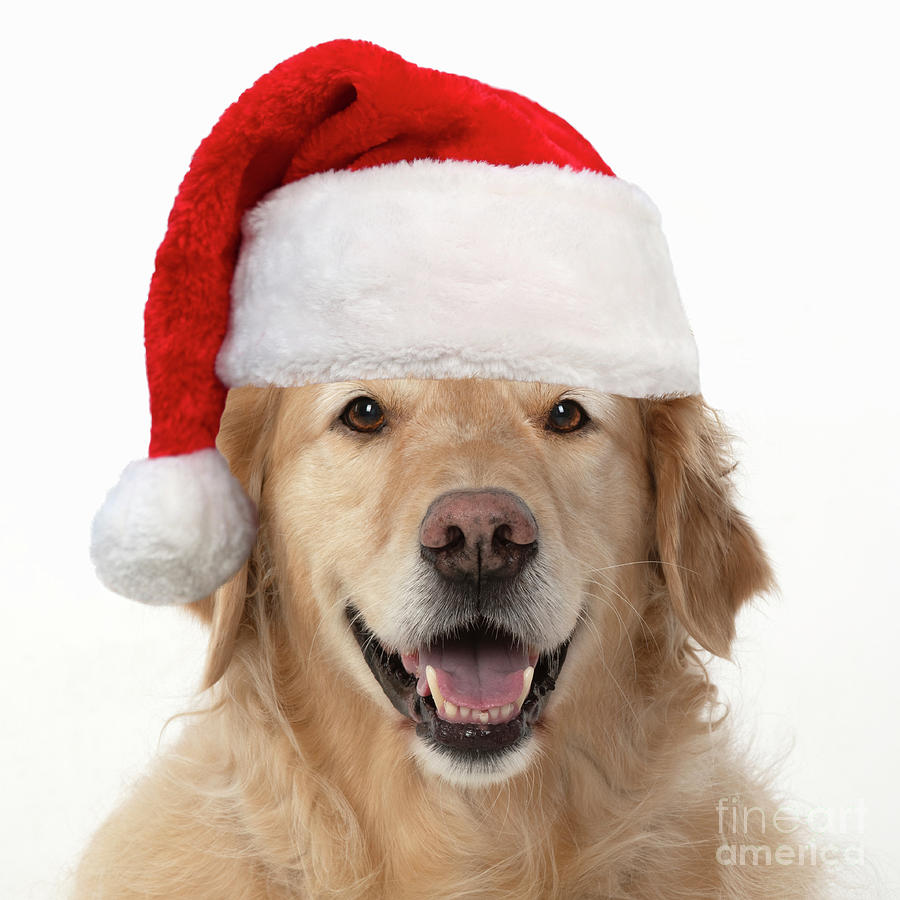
[546,399,589,433]
[341,396,386,433]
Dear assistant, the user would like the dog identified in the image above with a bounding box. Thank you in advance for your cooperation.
[73,378,823,898]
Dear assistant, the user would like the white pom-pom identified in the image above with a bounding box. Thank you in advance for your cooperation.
[90,448,257,604]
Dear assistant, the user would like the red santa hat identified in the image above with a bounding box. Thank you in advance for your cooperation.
[91,39,700,606]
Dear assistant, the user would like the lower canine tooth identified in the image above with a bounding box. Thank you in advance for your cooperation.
[425,666,446,711]
[515,666,535,710]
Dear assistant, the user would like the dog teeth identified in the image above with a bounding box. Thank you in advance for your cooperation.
[426,665,536,725]
[516,666,535,710]
[425,666,445,710]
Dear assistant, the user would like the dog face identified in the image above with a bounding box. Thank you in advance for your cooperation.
[207,378,770,787]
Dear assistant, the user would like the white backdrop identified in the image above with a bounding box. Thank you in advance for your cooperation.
[2,2,898,896]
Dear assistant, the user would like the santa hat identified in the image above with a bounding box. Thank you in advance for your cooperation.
[91,39,699,606]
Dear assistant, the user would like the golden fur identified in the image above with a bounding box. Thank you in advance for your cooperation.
[73,380,823,898]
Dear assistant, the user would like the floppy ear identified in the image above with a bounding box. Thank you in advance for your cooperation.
[643,396,774,658]
[187,387,281,688]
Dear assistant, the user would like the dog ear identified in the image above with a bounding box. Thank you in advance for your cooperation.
[643,396,773,658]
[186,387,281,689]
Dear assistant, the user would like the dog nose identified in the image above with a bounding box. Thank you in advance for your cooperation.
[419,489,538,581]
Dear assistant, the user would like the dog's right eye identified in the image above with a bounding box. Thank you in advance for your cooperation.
[340,397,386,433]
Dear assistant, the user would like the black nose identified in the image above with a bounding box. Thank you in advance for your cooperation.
[419,489,538,582]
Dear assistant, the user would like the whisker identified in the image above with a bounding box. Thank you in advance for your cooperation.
[589,558,702,578]
[575,606,647,739]
[581,583,639,679]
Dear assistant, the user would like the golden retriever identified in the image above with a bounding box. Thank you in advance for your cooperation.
[73,379,822,898]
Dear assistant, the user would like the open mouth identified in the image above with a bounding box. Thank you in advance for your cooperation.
[346,605,570,760]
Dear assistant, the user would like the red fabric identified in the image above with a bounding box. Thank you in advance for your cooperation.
[145,39,614,458]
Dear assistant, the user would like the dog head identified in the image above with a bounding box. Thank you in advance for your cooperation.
[195,379,771,786]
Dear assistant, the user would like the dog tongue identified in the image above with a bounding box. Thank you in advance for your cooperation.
[417,634,532,709]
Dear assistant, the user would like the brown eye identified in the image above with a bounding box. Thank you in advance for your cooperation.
[546,399,588,433]
[341,397,386,433]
